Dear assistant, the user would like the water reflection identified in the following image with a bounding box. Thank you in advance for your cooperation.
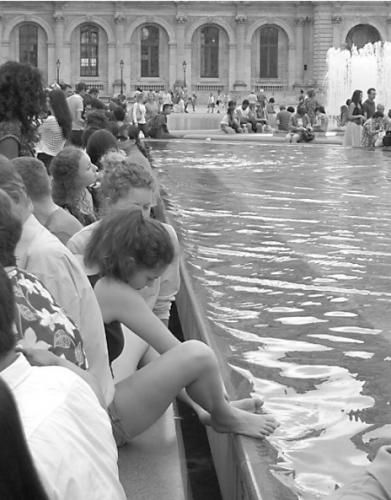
[154,142,391,498]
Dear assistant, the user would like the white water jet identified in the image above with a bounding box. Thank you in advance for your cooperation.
[326,41,391,116]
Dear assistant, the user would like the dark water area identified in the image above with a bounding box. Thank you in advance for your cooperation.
[152,140,391,499]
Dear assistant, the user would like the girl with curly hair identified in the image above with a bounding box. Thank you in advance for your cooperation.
[36,88,72,172]
[82,206,279,443]
[0,61,46,158]
[50,147,98,226]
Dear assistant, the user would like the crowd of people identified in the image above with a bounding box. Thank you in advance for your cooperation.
[0,60,281,499]
[0,59,389,500]
[219,88,328,143]
[339,87,391,149]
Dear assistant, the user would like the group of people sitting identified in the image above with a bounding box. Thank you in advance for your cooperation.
[220,91,328,143]
[340,87,391,149]
[0,60,281,499]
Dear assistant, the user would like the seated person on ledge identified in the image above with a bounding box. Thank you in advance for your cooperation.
[145,103,178,139]
[276,105,291,132]
[220,100,242,134]
[235,99,257,133]
[313,106,329,133]
[286,106,314,143]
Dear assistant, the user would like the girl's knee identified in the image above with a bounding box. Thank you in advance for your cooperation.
[180,339,215,366]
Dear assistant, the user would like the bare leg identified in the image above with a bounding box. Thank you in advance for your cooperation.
[114,340,278,441]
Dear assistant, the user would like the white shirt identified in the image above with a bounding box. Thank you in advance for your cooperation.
[15,215,114,407]
[132,102,147,125]
[0,355,126,500]
[66,93,84,130]
[36,116,67,156]
[67,220,180,320]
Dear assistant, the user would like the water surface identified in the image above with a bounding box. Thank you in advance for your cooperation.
[153,141,391,498]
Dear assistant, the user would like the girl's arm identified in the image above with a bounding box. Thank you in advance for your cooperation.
[95,278,180,354]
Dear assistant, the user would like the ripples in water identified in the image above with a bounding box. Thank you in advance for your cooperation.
[154,142,391,498]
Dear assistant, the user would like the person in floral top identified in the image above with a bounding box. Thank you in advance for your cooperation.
[9,267,86,369]
[0,188,86,369]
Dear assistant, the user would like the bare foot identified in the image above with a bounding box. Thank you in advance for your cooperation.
[231,397,264,414]
[210,405,279,439]
[197,397,264,427]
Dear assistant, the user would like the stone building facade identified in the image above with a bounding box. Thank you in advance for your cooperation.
[0,1,389,99]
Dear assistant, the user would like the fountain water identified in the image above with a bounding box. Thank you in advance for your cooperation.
[326,41,391,117]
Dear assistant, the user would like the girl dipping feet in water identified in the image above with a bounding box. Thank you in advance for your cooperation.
[84,207,279,441]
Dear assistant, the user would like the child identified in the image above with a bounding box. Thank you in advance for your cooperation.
[361,111,384,149]
[220,100,242,134]
[81,206,279,442]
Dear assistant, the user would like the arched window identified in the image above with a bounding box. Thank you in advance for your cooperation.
[80,25,99,77]
[141,25,159,77]
[201,26,219,78]
[345,24,381,50]
[260,25,278,78]
[19,23,38,67]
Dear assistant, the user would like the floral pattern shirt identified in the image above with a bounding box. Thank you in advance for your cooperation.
[7,267,87,369]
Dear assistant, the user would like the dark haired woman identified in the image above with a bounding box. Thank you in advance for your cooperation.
[36,89,72,172]
[0,61,46,158]
[51,147,98,226]
[84,207,279,442]
[343,89,365,147]
[0,378,49,500]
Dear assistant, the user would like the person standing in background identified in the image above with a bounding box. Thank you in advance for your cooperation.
[67,82,87,147]
[362,88,376,119]
[343,89,365,147]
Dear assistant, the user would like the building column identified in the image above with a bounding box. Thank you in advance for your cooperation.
[168,42,177,89]
[295,17,305,85]
[123,42,131,89]
[114,14,125,62]
[0,16,6,64]
[331,16,343,48]
[62,42,72,84]
[175,14,187,85]
[108,42,116,93]
[386,17,391,41]
[234,15,248,90]
[228,43,236,93]
[53,10,64,84]
[47,43,55,84]
[312,3,333,87]
[288,43,296,89]
[114,14,126,94]
[243,42,252,89]
[54,12,64,56]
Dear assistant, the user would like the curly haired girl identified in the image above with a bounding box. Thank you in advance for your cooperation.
[0,61,46,158]
[84,207,279,442]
